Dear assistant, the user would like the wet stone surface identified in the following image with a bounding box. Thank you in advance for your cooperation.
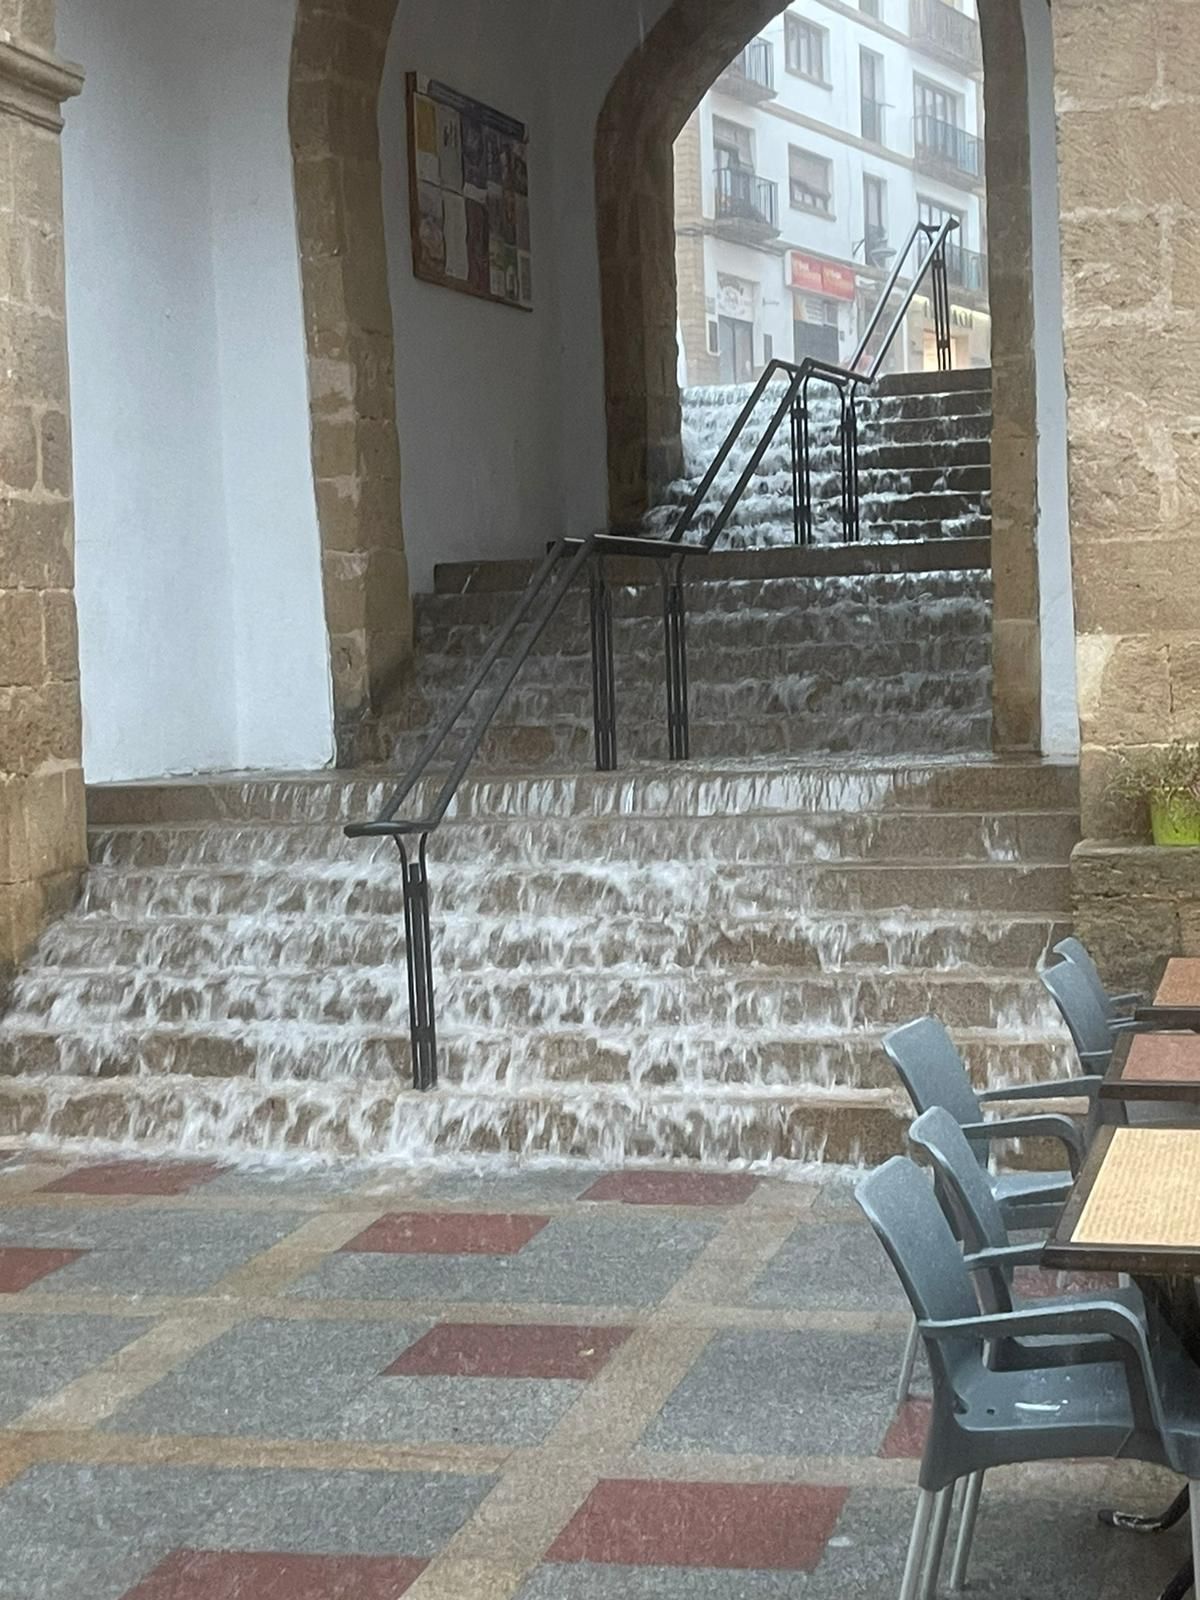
[0,1149,1183,1599]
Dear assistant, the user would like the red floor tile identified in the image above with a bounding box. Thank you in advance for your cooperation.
[123,1550,428,1599]
[385,1321,633,1380]
[547,1479,848,1570]
[581,1171,759,1207]
[341,1212,549,1256]
[42,1160,223,1197]
[880,1399,931,1459]
[0,1247,86,1293]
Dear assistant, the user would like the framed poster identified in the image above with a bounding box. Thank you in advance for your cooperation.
[407,73,532,312]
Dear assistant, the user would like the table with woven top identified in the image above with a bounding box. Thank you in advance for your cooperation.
[1136,958,1200,1031]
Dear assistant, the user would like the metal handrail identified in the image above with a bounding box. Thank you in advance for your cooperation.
[347,217,961,1090]
[668,218,958,549]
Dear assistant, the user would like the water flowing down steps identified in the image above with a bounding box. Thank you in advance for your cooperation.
[0,757,1077,1165]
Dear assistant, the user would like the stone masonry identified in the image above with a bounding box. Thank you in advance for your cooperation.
[290,0,412,765]
[1054,0,1200,967]
[0,0,85,977]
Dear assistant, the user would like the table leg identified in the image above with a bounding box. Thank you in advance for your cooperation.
[1157,1557,1193,1600]
[1101,1486,1191,1535]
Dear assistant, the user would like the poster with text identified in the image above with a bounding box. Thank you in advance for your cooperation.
[407,74,532,312]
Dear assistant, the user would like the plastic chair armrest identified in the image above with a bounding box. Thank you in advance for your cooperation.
[959,1114,1084,1174]
[963,1242,1045,1273]
[921,1300,1162,1436]
[977,1077,1102,1104]
[1109,992,1144,1008]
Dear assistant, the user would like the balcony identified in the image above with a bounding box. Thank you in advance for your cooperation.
[713,167,780,244]
[945,241,988,295]
[861,96,886,145]
[910,0,983,72]
[717,39,777,104]
[913,114,984,187]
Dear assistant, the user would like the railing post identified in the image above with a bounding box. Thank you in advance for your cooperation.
[791,379,814,547]
[398,833,437,1091]
[839,384,861,543]
[932,246,953,372]
[589,556,618,771]
[662,555,690,761]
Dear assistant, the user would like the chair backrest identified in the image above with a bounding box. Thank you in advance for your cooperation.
[1054,936,1118,1022]
[883,1016,985,1166]
[1040,956,1113,1068]
[909,1106,1015,1315]
[856,1156,984,1393]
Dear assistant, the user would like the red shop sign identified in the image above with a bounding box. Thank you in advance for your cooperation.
[788,251,857,302]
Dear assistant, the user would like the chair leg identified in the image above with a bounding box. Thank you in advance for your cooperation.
[1102,1484,1190,1534]
[899,1489,937,1600]
[948,1471,984,1592]
[918,1484,955,1600]
[897,1313,920,1404]
[1191,1485,1200,1588]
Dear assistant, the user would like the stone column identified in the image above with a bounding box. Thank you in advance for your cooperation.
[980,0,1041,751]
[1055,0,1200,979]
[0,4,85,975]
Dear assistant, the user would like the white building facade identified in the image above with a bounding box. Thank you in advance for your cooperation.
[675,0,991,389]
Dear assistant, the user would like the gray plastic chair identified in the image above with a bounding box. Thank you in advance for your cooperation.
[884,1015,1093,1405]
[1040,956,1125,1078]
[908,1105,1148,1592]
[857,1156,1200,1600]
[1053,936,1142,1026]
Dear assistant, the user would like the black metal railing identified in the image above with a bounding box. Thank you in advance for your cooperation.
[346,219,959,1092]
[719,39,776,97]
[913,114,984,182]
[910,0,983,71]
[714,167,779,231]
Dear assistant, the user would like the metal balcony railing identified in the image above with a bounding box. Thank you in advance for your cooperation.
[714,167,780,232]
[910,0,983,70]
[946,241,988,294]
[718,39,777,100]
[913,114,984,182]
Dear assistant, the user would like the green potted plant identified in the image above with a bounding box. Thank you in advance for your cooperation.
[1110,741,1200,846]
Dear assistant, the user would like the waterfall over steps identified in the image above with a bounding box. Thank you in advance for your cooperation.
[0,366,1077,1169]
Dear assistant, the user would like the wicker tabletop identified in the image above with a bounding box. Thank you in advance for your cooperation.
[1046,1125,1200,1276]
[1135,957,1200,1029]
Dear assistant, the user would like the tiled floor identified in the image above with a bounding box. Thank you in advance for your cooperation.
[0,1151,1186,1599]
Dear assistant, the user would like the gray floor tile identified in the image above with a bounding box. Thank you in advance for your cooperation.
[0,1315,151,1425]
[418,1166,605,1207]
[641,1331,897,1457]
[194,1467,497,1556]
[746,1221,905,1311]
[515,1565,803,1599]
[332,1374,584,1446]
[102,1317,425,1438]
[287,1214,717,1307]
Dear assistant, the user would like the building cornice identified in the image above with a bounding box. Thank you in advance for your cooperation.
[0,32,83,133]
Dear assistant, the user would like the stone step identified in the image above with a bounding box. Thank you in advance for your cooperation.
[667,490,988,531]
[872,367,992,396]
[859,441,991,471]
[73,859,1070,921]
[432,535,991,596]
[86,759,1081,828]
[87,809,1078,873]
[0,1073,915,1166]
[2,967,1064,1037]
[30,912,1069,979]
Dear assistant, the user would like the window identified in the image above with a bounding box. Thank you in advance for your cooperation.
[863,175,888,262]
[918,197,964,234]
[713,115,754,170]
[914,76,962,129]
[789,147,833,215]
[785,15,830,84]
[860,48,885,144]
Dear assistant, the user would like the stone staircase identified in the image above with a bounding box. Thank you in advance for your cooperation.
[0,363,1079,1167]
[645,367,992,549]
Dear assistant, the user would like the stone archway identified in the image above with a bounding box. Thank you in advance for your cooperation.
[290,0,410,765]
[595,0,1047,752]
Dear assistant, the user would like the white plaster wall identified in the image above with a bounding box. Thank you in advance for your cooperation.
[1022,0,1079,756]
[379,0,564,596]
[60,0,334,782]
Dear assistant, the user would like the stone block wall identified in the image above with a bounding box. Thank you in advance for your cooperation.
[290,0,412,764]
[0,7,86,974]
[1054,0,1200,840]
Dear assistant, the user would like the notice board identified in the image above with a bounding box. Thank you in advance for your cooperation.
[407,73,532,312]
